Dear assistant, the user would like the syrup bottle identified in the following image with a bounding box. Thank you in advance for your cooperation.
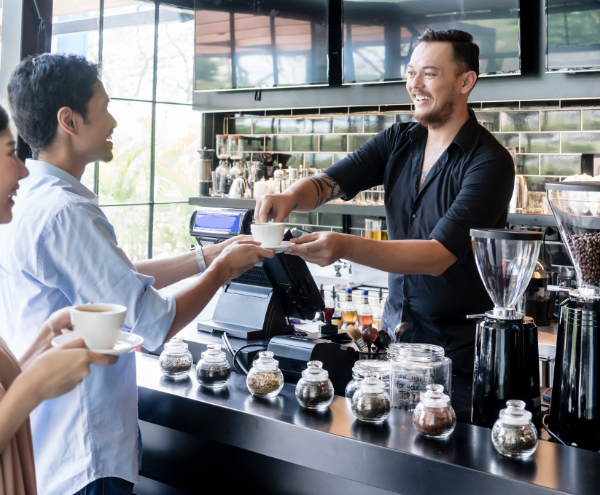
[341,287,357,329]
[357,290,373,328]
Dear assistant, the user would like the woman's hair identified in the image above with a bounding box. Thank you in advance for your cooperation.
[0,104,9,134]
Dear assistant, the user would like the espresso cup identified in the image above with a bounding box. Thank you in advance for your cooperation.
[70,303,127,350]
[250,223,285,247]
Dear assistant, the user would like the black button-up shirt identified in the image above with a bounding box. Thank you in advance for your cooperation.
[325,110,515,351]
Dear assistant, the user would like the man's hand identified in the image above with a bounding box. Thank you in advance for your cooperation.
[286,232,348,267]
[255,194,297,223]
[211,241,276,280]
[203,235,257,267]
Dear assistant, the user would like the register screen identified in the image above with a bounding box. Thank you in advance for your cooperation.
[194,213,240,233]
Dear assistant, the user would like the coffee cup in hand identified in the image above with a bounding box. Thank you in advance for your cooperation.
[70,303,127,350]
[250,223,285,247]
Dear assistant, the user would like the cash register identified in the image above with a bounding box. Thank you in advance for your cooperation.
[186,206,356,393]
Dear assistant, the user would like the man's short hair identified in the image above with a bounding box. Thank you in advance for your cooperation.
[8,53,100,156]
[416,28,480,79]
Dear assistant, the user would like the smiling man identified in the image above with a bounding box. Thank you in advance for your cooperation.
[255,29,515,383]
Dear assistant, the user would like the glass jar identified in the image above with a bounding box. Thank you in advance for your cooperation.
[351,372,391,423]
[491,400,538,459]
[196,344,231,389]
[345,360,391,400]
[413,384,456,439]
[391,344,451,411]
[387,342,405,361]
[158,336,193,379]
[246,351,284,398]
[295,361,334,411]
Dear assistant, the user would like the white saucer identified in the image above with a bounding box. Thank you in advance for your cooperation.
[51,331,144,356]
[260,241,292,253]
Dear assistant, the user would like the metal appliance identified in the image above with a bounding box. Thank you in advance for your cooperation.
[197,148,214,196]
[546,181,600,450]
[189,207,253,246]
[469,229,543,428]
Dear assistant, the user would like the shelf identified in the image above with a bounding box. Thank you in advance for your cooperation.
[188,196,386,217]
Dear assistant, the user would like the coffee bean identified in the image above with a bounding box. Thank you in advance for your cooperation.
[567,233,600,285]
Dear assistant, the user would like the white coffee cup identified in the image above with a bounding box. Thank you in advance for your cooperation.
[70,303,127,350]
[250,223,285,247]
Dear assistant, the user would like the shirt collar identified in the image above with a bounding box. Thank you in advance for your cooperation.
[25,159,98,203]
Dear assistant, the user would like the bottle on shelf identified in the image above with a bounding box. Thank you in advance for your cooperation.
[373,288,384,330]
[357,290,373,328]
[331,287,342,328]
[341,287,357,329]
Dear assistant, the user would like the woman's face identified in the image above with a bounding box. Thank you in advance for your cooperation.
[0,128,28,224]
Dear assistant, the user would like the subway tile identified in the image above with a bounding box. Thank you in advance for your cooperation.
[516,154,540,175]
[561,132,600,153]
[334,115,363,133]
[265,109,291,116]
[240,135,264,152]
[482,101,520,110]
[306,117,333,134]
[520,100,560,110]
[305,153,333,169]
[520,133,560,153]
[279,118,304,134]
[381,104,412,112]
[334,153,349,163]
[228,118,252,134]
[319,107,348,115]
[541,110,581,131]
[561,99,600,108]
[349,106,379,114]
[364,115,395,133]
[318,213,343,227]
[501,111,539,132]
[525,176,560,192]
[582,110,600,131]
[350,215,370,229]
[540,154,582,176]
[475,112,500,132]
[396,113,414,124]
[281,153,304,168]
[320,135,348,152]
[492,132,519,149]
[265,135,290,152]
[292,135,318,152]
[291,108,320,116]
[304,226,333,233]
[349,134,376,152]
[253,118,278,134]
[289,212,317,225]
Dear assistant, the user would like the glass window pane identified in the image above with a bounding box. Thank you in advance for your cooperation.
[156,5,195,104]
[152,203,196,259]
[154,103,201,202]
[99,99,151,205]
[51,0,100,62]
[103,204,149,261]
[102,1,155,100]
[81,164,95,191]
[0,0,3,69]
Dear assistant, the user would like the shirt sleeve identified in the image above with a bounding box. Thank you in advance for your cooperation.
[38,201,175,351]
[429,147,515,263]
[324,123,409,200]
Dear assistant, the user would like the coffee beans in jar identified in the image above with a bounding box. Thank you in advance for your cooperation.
[566,233,600,285]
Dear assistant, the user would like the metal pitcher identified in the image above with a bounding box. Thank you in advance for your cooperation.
[509,175,528,214]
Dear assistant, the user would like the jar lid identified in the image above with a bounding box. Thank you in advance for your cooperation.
[301,360,329,381]
[498,400,533,425]
[352,359,390,377]
[201,344,227,364]
[419,384,451,407]
[398,343,445,363]
[252,351,279,371]
[164,335,189,352]
[359,372,387,393]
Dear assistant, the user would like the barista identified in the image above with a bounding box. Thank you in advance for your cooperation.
[255,29,515,375]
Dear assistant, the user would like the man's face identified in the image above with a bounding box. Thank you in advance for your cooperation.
[75,80,117,163]
[405,42,465,128]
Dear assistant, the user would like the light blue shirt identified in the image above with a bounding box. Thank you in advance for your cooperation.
[0,160,176,495]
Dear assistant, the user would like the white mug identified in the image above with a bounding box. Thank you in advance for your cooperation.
[251,223,285,247]
[71,303,127,350]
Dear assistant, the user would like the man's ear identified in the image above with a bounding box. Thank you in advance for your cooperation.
[56,107,78,137]
[460,71,477,95]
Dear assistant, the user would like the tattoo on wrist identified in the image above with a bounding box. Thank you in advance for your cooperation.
[307,173,345,208]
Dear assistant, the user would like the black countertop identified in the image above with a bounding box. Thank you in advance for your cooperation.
[137,352,600,495]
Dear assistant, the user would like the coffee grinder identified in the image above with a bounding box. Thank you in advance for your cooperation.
[469,229,543,428]
[546,182,600,450]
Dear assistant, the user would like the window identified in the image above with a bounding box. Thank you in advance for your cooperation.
[52,0,199,261]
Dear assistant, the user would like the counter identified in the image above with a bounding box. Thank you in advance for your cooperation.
[136,352,600,495]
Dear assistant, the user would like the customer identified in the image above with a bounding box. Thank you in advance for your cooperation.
[0,53,274,495]
[0,103,118,495]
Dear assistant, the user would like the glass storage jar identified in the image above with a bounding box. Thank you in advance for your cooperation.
[345,359,391,400]
[351,372,391,423]
[196,344,231,389]
[491,400,538,459]
[246,351,284,398]
[413,384,456,439]
[295,361,334,411]
[158,336,193,379]
[391,344,451,411]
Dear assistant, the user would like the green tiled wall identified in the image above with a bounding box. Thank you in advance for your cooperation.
[225,98,600,235]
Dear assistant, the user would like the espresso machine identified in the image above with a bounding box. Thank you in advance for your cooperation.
[546,182,600,450]
[470,229,543,428]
